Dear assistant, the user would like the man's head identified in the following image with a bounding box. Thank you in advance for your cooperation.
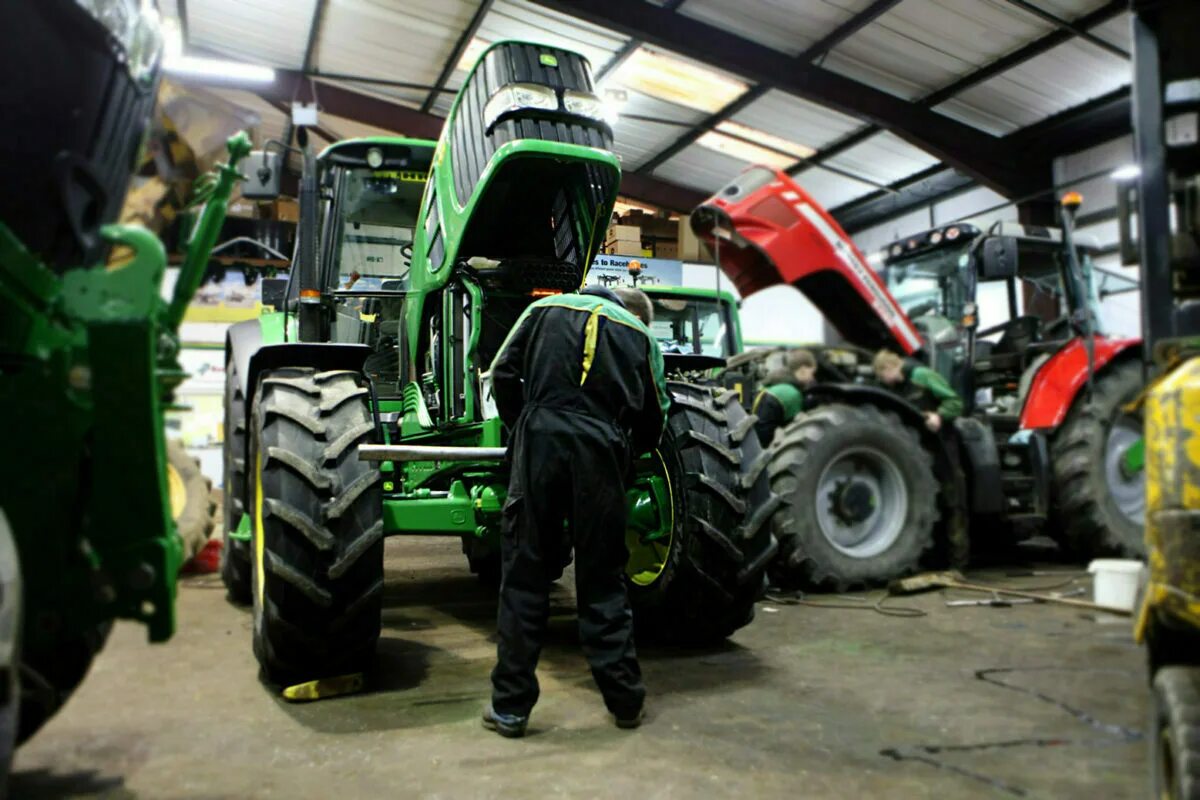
[612,287,654,326]
[785,349,817,386]
[873,349,905,386]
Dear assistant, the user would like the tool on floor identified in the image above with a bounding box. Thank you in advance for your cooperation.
[945,592,1035,608]
[892,571,1131,616]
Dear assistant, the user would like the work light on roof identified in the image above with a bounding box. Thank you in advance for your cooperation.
[945,226,961,240]
[482,83,558,130]
[366,147,384,169]
[929,230,943,245]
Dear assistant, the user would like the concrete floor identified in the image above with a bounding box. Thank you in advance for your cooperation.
[12,539,1148,799]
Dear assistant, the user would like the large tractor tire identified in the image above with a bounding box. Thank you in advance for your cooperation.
[1152,666,1200,800]
[16,623,111,746]
[767,403,939,591]
[1049,359,1145,557]
[626,383,778,645]
[166,439,214,561]
[0,510,18,792]
[249,368,383,686]
[221,356,252,604]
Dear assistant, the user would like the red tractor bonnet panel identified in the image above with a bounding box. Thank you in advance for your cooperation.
[694,168,922,355]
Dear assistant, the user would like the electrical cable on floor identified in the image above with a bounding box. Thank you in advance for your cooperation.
[762,589,927,618]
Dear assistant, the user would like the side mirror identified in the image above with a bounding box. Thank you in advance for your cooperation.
[242,150,282,199]
[979,236,1018,281]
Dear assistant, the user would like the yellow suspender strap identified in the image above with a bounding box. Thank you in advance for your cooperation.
[580,304,603,385]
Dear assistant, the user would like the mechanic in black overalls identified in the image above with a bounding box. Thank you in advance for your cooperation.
[483,286,670,737]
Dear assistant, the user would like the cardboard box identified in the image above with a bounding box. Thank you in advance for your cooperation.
[655,240,679,260]
[608,240,645,257]
[260,197,299,223]
[608,224,641,243]
[679,214,714,263]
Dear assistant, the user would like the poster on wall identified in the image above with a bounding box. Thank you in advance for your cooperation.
[586,255,682,289]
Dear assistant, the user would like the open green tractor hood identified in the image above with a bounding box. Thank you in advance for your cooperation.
[405,40,622,360]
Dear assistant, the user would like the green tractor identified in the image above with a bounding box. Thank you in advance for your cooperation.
[221,41,778,686]
[0,0,250,782]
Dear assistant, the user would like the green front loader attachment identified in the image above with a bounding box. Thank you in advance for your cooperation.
[223,40,779,688]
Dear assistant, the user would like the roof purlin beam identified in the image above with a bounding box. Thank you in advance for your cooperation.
[634,0,904,175]
[528,0,1026,196]
[420,0,495,113]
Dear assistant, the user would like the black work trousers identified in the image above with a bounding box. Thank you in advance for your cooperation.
[491,407,645,718]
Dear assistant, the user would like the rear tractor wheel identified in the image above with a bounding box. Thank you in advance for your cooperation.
[221,356,252,603]
[767,404,939,591]
[626,383,778,645]
[249,368,384,686]
[1050,359,1145,558]
[166,439,214,561]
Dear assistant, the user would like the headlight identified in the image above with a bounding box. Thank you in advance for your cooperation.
[483,83,558,129]
[929,230,943,244]
[563,90,605,122]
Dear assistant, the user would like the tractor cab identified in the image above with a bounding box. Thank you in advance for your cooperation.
[881,220,1137,416]
[315,138,436,394]
[640,286,743,358]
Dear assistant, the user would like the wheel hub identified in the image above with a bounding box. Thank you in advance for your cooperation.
[831,479,875,525]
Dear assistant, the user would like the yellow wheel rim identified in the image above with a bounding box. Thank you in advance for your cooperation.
[167,463,187,521]
[254,448,266,608]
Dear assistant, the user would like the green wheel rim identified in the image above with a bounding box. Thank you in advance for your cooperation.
[625,449,674,587]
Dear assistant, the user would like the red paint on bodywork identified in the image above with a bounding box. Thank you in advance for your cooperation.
[1019,337,1141,430]
[696,168,922,355]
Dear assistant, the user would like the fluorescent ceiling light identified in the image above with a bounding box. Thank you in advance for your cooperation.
[609,47,747,113]
[457,36,491,71]
[1110,164,1141,180]
[164,56,275,83]
[714,121,815,160]
[696,131,795,170]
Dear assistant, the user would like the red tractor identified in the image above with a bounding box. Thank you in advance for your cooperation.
[693,167,1143,589]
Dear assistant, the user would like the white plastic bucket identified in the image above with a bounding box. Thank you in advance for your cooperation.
[1087,559,1144,611]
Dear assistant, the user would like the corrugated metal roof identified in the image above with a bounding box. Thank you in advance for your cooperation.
[651,143,750,195]
[729,90,863,153]
[822,130,941,185]
[790,166,878,209]
[934,37,1129,134]
[316,0,479,90]
[187,0,318,69]
[678,0,875,58]
[611,91,706,170]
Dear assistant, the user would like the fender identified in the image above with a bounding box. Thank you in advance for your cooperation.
[1019,337,1141,430]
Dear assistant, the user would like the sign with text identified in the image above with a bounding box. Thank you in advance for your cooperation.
[586,254,683,289]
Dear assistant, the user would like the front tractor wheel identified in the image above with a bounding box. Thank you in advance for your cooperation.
[767,404,938,591]
[250,368,384,686]
[626,383,779,645]
[1152,666,1200,800]
[1049,359,1145,558]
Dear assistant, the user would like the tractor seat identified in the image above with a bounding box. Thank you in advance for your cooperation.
[981,315,1041,371]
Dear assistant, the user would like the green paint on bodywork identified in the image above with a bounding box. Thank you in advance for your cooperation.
[0,132,249,653]
[642,285,744,353]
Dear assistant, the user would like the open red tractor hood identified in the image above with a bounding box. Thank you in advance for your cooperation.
[692,167,922,355]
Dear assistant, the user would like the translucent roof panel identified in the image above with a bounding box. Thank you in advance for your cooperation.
[730,90,863,153]
[188,0,319,69]
[316,0,479,88]
[678,0,876,58]
[933,38,1130,134]
[822,131,941,186]
[651,144,752,195]
[320,79,428,113]
[429,0,629,115]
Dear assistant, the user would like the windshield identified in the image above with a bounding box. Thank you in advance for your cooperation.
[329,167,425,291]
[884,246,971,320]
[649,296,733,357]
